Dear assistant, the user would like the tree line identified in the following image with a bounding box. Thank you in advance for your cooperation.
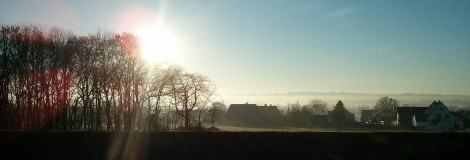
[284,97,401,127]
[0,24,222,131]
[285,99,328,127]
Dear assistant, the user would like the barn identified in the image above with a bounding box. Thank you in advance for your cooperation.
[224,103,282,127]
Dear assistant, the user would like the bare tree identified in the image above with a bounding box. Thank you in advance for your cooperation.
[286,101,302,119]
[0,24,219,131]
[142,64,176,130]
[374,96,399,112]
[170,71,214,129]
[205,101,226,128]
[305,99,327,116]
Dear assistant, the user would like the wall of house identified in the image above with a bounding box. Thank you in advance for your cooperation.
[426,105,455,130]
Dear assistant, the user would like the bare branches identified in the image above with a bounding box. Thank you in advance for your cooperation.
[374,96,399,112]
[0,24,218,131]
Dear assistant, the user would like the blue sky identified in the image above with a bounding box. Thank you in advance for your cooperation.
[1,0,470,95]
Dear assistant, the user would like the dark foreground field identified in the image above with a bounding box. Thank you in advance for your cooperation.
[1,131,469,160]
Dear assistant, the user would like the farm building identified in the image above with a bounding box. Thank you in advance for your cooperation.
[224,103,282,127]
[361,109,395,125]
[360,110,377,123]
[393,101,455,130]
[327,110,355,124]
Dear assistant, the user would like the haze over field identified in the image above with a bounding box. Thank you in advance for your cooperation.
[223,92,470,109]
[2,0,470,97]
[222,92,470,121]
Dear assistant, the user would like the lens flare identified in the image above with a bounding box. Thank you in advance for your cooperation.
[138,27,179,64]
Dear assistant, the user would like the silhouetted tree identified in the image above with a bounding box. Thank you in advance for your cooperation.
[170,72,214,129]
[300,106,313,126]
[205,101,226,128]
[287,102,312,126]
[0,24,217,131]
[374,96,399,112]
[305,99,327,116]
[286,102,302,119]
[331,100,346,127]
[148,65,180,130]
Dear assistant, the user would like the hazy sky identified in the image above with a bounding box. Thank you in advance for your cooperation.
[2,0,470,95]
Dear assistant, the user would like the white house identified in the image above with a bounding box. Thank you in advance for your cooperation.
[393,101,455,130]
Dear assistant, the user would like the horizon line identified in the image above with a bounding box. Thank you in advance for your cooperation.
[221,91,470,97]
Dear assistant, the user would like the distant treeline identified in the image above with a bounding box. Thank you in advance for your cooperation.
[0,24,218,131]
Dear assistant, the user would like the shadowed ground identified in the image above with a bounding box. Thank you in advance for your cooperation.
[1,131,469,159]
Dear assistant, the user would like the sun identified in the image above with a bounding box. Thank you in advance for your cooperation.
[138,27,179,65]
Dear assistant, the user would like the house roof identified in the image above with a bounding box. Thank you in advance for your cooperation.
[328,110,354,116]
[378,110,395,118]
[360,110,377,122]
[396,107,428,122]
[225,104,281,120]
[327,110,355,123]
[361,110,376,116]
[395,101,455,130]
[225,104,260,120]
[424,101,445,115]
[257,105,281,118]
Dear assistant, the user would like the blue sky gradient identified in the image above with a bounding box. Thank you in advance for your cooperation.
[1,0,469,95]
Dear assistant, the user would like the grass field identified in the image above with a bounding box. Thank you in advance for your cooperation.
[1,130,469,159]
[217,125,470,133]
[218,125,335,132]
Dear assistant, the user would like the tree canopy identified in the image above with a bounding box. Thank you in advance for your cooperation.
[331,100,346,126]
[305,99,328,116]
[374,96,399,112]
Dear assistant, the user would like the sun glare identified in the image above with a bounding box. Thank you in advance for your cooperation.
[138,27,179,65]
